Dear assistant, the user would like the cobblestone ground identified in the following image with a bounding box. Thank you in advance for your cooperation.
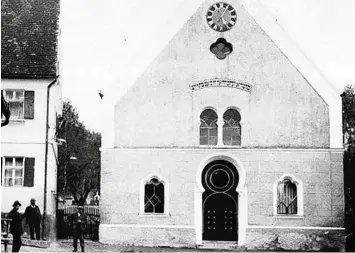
[14,240,225,253]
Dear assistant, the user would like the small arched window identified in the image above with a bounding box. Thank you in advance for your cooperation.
[223,109,241,146]
[144,177,164,213]
[277,179,297,214]
[200,109,218,146]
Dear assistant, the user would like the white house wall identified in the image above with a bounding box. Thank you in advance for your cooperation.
[1,78,60,216]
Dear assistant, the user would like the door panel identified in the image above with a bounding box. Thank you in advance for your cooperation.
[203,193,238,241]
[202,160,239,242]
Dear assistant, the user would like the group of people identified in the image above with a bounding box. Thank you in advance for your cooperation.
[7,199,42,252]
[7,199,87,252]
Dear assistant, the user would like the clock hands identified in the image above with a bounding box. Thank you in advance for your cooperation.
[217,5,229,26]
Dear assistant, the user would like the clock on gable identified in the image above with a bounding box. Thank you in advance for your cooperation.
[206,2,237,32]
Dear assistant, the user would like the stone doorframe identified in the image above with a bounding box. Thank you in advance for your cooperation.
[195,153,247,245]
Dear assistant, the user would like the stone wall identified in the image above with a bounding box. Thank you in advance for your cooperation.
[100,148,344,247]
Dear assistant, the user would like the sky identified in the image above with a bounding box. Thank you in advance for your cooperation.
[60,0,355,135]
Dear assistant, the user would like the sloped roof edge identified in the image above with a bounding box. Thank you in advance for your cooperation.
[241,0,342,103]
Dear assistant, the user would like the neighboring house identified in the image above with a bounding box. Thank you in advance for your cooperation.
[100,0,344,250]
[1,0,61,240]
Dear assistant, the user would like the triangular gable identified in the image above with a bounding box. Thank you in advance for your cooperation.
[114,0,342,149]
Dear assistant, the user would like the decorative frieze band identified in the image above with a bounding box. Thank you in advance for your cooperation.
[190,79,252,92]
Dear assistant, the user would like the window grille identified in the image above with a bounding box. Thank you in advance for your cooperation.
[277,179,297,214]
[200,109,218,145]
[144,178,164,213]
[223,109,241,145]
[3,157,24,187]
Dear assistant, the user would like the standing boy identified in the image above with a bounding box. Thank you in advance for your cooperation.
[69,206,87,252]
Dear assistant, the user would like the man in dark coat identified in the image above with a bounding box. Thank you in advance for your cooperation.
[23,198,41,240]
[69,206,87,252]
[7,200,23,252]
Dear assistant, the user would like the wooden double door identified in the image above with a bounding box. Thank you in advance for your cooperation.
[202,160,239,241]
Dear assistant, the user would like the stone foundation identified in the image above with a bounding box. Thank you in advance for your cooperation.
[99,224,196,247]
[246,227,345,251]
[99,224,345,251]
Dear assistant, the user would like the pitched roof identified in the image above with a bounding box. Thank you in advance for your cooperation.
[1,0,60,79]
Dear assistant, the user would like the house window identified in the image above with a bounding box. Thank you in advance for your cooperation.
[1,157,35,187]
[4,90,24,120]
[144,177,164,213]
[2,90,35,121]
[200,109,218,145]
[3,157,24,187]
[277,179,297,214]
[223,109,241,145]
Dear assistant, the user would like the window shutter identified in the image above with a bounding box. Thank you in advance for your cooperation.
[24,157,35,187]
[24,91,35,119]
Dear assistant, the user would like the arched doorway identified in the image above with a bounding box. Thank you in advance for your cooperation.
[202,160,239,241]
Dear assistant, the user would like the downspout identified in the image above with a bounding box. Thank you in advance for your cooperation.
[42,76,59,240]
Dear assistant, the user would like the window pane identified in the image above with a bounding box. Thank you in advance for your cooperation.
[277,179,297,214]
[155,202,164,213]
[15,158,23,166]
[200,136,208,145]
[144,179,164,214]
[5,91,13,100]
[14,178,22,186]
[200,109,218,146]
[200,109,218,125]
[9,101,24,119]
[223,109,241,146]
[144,200,153,213]
[15,169,23,177]
[223,109,241,122]
[209,136,217,145]
[209,127,217,137]
[223,126,241,145]
[5,158,13,166]
[200,128,208,137]
[15,91,23,100]
[200,119,208,127]
[145,184,154,196]
[5,169,12,177]
[5,178,13,187]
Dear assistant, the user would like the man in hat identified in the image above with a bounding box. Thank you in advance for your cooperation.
[23,198,41,240]
[7,200,23,252]
[68,205,87,252]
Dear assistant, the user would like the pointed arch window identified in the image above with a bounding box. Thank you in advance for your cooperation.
[223,109,241,146]
[277,179,297,214]
[200,109,218,146]
[144,177,164,213]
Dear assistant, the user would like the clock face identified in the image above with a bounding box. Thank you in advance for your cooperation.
[206,2,237,32]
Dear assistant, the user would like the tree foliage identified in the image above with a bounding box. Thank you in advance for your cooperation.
[342,85,355,242]
[342,85,355,153]
[57,100,101,206]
